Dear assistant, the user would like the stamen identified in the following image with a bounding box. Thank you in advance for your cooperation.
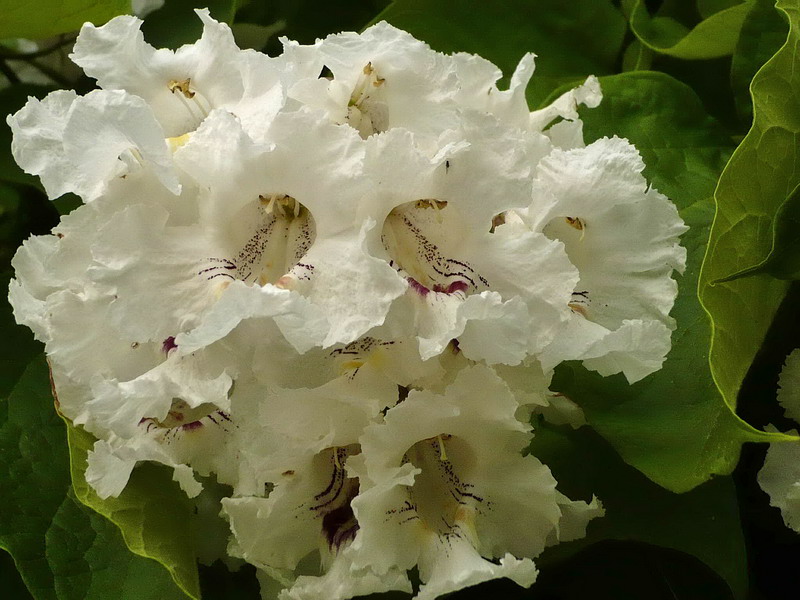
[168,77,211,125]
[168,78,195,98]
[565,216,586,241]
[415,199,447,224]
[437,434,448,461]
[259,194,276,214]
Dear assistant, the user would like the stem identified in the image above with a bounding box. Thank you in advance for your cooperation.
[24,58,72,87]
[0,60,20,84]
[0,35,76,60]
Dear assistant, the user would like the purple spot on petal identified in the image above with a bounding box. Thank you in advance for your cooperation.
[162,336,177,355]
[407,277,430,297]
[432,280,469,295]
[182,420,203,431]
[323,501,359,551]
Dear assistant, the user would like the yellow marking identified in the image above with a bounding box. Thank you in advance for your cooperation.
[167,133,191,152]
[333,447,341,469]
[215,279,232,298]
[568,301,588,317]
[340,359,364,373]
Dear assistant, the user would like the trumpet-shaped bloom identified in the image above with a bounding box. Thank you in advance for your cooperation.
[345,366,601,598]
[520,136,687,382]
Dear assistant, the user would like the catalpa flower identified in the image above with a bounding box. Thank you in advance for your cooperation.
[346,366,601,600]
[6,12,685,600]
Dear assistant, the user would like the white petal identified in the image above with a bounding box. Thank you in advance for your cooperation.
[529,75,601,132]
[416,536,537,600]
[758,428,800,533]
[7,90,76,199]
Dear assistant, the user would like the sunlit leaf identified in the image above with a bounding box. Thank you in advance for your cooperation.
[67,424,200,600]
[0,357,188,600]
[698,0,800,409]
[625,0,751,59]
[0,0,128,40]
[730,0,787,122]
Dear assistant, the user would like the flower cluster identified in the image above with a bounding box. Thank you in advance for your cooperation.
[7,11,686,599]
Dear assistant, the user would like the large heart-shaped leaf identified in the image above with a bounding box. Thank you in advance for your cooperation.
[0,356,188,600]
[698,0,799,406]
[624,0,752,59]
[66,424,201,600]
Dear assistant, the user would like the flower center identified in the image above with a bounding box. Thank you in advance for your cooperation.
[543,215,591,317]
[140,398,231,433]
[346,62,388,138]
[382,199,486,296]
[200,194,316,289]
[167,77,212,134]
[403,434,482,539]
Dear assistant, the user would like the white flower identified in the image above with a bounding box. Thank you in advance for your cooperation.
[759,350,800,533]
[519,136,687,382]
[344,365,600,598]
[223,366,407,598]
[70,9,316,141]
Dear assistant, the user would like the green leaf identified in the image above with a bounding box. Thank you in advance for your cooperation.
[0,357,189,599]
[698,0,800,408]
[67,424,201,600]
[720,0,800,279]
[626,0,752,59]
[731,0,788,123]
[727,183,800,279]
[371,0,627,106]
[698,0,746,18]
[531,423,748,599]
[622,39,654,71]
[0,0,129,40]
[549,72,790,493]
